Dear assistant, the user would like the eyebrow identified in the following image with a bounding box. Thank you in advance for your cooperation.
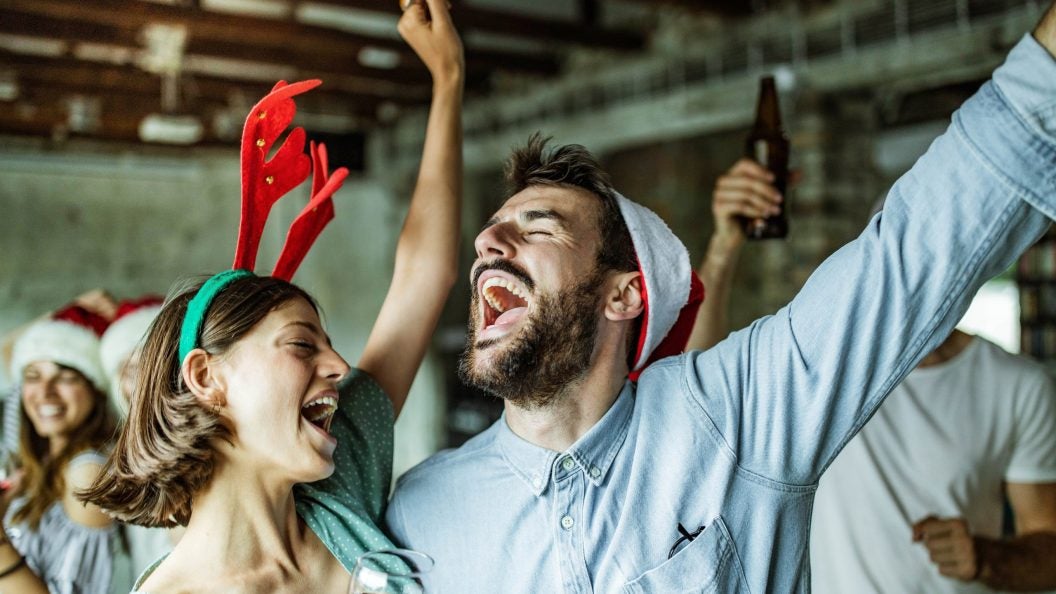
[283,320,333,346]
[480,208,567,232]
[523,209,566,224]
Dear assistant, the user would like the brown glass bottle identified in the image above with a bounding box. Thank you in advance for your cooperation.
[742,76,789,239]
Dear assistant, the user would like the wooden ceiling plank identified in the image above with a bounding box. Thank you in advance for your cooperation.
[5,0,560,75]
[645,0,753,16]
[312,0,644,50]
[1,49,427,114]
[0,8,434,84]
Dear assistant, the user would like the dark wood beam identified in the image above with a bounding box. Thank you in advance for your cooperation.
[0,8,433,85]
[5,0,559,76]
[0,50,427,117]
[0,99,228,144]
[644,0,754,16]
[316,0,643,50]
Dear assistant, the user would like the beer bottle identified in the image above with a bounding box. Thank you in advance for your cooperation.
[742,76,789,239]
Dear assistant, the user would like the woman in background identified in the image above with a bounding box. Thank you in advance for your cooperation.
[0,301,126,593]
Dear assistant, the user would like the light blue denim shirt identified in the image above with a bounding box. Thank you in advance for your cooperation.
[386,34,1056,593]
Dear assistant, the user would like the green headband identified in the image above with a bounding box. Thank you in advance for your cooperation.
[178,269,255,363]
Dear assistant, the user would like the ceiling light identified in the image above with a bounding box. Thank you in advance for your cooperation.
[138,113,204,145]
[358,47,401,70]
[0,71,18,101]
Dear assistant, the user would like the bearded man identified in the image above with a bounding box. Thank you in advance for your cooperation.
[385,7,1056,592]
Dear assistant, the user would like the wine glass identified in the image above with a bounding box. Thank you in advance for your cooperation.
[350,549,434,594]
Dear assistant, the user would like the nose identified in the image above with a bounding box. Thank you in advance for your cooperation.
[474,222,517,260]
[321,346,352,383]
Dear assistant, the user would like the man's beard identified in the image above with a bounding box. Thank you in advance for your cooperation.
[458,270,602,410]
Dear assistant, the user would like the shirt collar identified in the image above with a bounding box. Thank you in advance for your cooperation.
[497,380,636,496]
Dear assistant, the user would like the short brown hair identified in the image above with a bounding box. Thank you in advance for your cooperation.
[78,275,315,527]
[505,133,637,274]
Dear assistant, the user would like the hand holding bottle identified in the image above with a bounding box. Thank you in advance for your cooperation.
[712,158,784,251]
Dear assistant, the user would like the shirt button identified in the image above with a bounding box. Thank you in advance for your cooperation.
[590,467,601,479]
[532,476,542,489]
[561,515,574,530]
[561,457,575,471]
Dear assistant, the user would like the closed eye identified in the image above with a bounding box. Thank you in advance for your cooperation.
[526,230,552,237]
[290,341,317,353]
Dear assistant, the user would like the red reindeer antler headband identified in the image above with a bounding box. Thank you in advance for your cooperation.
[178,80,348,362]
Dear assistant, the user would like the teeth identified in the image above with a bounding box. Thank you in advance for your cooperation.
[482,277,529,314]
[39,404,63,416]
[302,396,338,422]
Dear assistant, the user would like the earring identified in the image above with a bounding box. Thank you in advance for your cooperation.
[211,401,223,415]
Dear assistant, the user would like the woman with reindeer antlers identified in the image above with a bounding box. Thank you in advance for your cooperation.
[76,1,464,592]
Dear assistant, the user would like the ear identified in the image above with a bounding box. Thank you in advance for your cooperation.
[604,271,645,322]
[181,348,226,408]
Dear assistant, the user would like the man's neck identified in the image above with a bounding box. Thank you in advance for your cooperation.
[917,329,974,368]
[503,353,628,452]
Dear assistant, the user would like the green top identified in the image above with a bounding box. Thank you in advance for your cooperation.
[132,368,396,591]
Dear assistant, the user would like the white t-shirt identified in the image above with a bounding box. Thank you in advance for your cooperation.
[810,337,1056,594]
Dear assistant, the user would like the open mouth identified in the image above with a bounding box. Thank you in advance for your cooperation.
[301,395,338,434]
[481,275,531,329]
[37,404,65,419]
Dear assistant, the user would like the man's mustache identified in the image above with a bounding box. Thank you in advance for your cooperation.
[470,259,535,294]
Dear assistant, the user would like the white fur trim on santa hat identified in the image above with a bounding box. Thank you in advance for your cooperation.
[614,192,692,371]
[10,319,108,392]
[100,305,161,417]
[100,305,161,382]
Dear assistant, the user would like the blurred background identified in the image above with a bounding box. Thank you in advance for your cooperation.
[0,0,1046,476]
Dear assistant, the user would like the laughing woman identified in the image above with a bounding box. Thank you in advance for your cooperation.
[0,304,125,594]
[79,1,464,592]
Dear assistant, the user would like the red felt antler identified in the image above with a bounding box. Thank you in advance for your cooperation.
[232,79,322,271]
[272,141,349,280]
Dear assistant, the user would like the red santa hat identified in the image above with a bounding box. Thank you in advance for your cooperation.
[100,296,163,415]
[614,192,705,380]
[10,304,110,392]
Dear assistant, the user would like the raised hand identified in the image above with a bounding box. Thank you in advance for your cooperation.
[72,289,119,322]
[1035,1,1056,57]
[398,0,464,85]
[711,158,784,249]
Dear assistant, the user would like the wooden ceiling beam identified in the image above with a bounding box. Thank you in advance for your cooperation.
[0,45,432,104]
[0,9,433,85]
[314,0,644,50]
[641,0,754,16]
[0,100,226,144]
[5,0,559,76]
[1,50,426,123]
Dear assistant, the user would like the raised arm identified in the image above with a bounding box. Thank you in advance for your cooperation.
[1039,4,1056,55]
[687,159,782,351]
[357,0,464,416]
[688,4,1056,486]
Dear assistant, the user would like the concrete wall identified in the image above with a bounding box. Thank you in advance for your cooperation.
[0,139,443,476]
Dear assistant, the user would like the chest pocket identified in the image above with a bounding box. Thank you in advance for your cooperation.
[622,517,750,594]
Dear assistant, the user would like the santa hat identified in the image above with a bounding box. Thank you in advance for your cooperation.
[100,296,163,415]
[10,304,110,393]
[614,192,705,380]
